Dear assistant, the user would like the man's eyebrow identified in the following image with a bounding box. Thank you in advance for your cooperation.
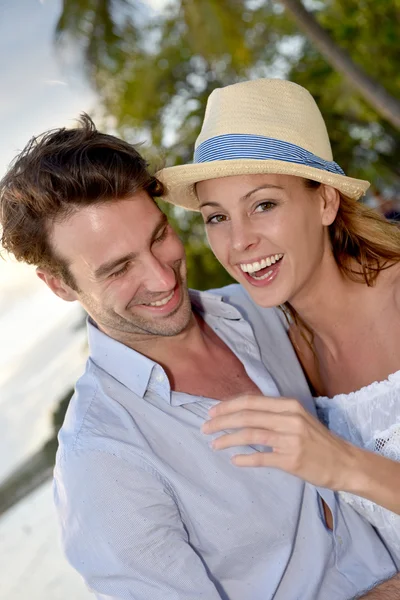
[199,184,284,209]
[93,213,169,280]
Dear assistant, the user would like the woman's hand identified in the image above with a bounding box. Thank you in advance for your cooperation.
[202,394,358,490]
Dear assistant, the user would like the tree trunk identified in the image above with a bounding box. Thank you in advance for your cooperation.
[279,0,400,130]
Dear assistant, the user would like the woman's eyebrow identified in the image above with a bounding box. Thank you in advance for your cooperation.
[199,184,284,209]
[241,184,284,201]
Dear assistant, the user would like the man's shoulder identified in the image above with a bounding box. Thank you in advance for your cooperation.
[57,359,138,462]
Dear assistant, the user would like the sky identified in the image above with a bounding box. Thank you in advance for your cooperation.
[0,0,167,178]
[0,0,96,178]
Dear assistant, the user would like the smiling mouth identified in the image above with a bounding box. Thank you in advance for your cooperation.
[144,290,175,307]
[239,254,284,280]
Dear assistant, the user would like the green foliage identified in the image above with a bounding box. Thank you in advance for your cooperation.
[55,0,400,290]
[286,0,400,187]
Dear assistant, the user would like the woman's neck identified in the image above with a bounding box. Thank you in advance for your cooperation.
[289,253,371,356]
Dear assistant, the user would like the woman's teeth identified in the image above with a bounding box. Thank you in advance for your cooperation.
[239,254,283,275]
[251,269,274,281]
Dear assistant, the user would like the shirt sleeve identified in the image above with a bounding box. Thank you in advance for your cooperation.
[54,448,224,600]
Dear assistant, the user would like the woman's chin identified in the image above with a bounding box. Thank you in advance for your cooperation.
[241,278,290,308]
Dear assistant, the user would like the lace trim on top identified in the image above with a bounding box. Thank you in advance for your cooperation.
[315,370,400,564]
[316,369,400,405]
[315,370,400,447]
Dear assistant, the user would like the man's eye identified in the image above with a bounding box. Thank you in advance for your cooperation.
[254,201,276,213]
[154,226,168,242]
[206,214,227,225]
[110,263,130,278]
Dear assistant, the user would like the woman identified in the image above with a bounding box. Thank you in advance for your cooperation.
[158,78,400,564]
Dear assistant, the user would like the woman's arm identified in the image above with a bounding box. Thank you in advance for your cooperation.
[202,394,400,514]
[348,445,400,514]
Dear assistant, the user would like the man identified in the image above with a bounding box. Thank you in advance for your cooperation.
[0,115,397,600]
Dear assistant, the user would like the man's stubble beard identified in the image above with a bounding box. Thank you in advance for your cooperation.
[80,262,193,339]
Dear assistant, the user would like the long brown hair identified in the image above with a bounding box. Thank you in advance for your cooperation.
[282,179,400,336]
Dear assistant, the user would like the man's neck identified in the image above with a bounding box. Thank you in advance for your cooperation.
[132,311,210,366]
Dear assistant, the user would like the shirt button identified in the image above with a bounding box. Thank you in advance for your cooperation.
[155,372,165,383]
[337,535,343,545]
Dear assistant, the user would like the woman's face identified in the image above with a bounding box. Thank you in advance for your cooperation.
[197,173,339,308]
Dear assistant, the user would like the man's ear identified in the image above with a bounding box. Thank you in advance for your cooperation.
[36,268,78,302]
[320,185,340,226]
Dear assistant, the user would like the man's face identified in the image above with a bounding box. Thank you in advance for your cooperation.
[48,192,192,342]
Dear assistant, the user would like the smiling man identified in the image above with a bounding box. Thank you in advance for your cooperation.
[0,115,397,600]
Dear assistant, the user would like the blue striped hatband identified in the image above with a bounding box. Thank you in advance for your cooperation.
[194,134,345,175]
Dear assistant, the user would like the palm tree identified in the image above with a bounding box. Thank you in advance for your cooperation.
[280,0,400,129]
[56,0,400,130]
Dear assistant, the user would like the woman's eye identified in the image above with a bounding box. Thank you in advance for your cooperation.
[206,214,227,225]
[254,201,276,213]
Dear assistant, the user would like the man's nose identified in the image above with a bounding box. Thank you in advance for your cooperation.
[142,256,176,292]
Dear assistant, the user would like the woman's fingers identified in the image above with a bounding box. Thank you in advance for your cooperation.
[208,394,305,418]
[211,428,283,450]
[202,410,301,435]
[231,452,283,468]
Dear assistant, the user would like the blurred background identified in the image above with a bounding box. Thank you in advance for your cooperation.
[0,0,399,598]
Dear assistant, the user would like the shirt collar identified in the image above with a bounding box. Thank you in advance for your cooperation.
[87,288,245,402]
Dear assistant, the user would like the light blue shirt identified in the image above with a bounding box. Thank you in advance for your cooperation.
[54,285,396,600]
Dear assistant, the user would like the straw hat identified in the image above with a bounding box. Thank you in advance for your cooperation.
[157,78,370,211]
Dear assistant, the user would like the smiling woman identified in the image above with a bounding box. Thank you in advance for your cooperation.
[196,173,338,308]
[159,78,400,567]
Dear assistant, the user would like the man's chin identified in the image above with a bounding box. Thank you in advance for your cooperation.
[121,289,192,338]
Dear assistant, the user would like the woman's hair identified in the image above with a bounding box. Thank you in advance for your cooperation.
[283,178,400,338]
[0,114,165,289]
[305,179,400,284]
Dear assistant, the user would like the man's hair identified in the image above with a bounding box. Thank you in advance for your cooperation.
[0,114,165,289]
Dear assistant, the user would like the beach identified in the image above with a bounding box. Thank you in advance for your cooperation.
[0,259,90,599]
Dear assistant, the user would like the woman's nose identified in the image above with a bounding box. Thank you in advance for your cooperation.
[230,219,258,253]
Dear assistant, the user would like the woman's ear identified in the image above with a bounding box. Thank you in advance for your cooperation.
[320,185,340,226]
[36,268,78,302]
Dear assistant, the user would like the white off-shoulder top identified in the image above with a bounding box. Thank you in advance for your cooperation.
[315,370,400,566]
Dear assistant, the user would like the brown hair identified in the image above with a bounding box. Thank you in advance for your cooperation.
[0,114,165,289]
[305,179,400,284]
[283,179,400,338]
